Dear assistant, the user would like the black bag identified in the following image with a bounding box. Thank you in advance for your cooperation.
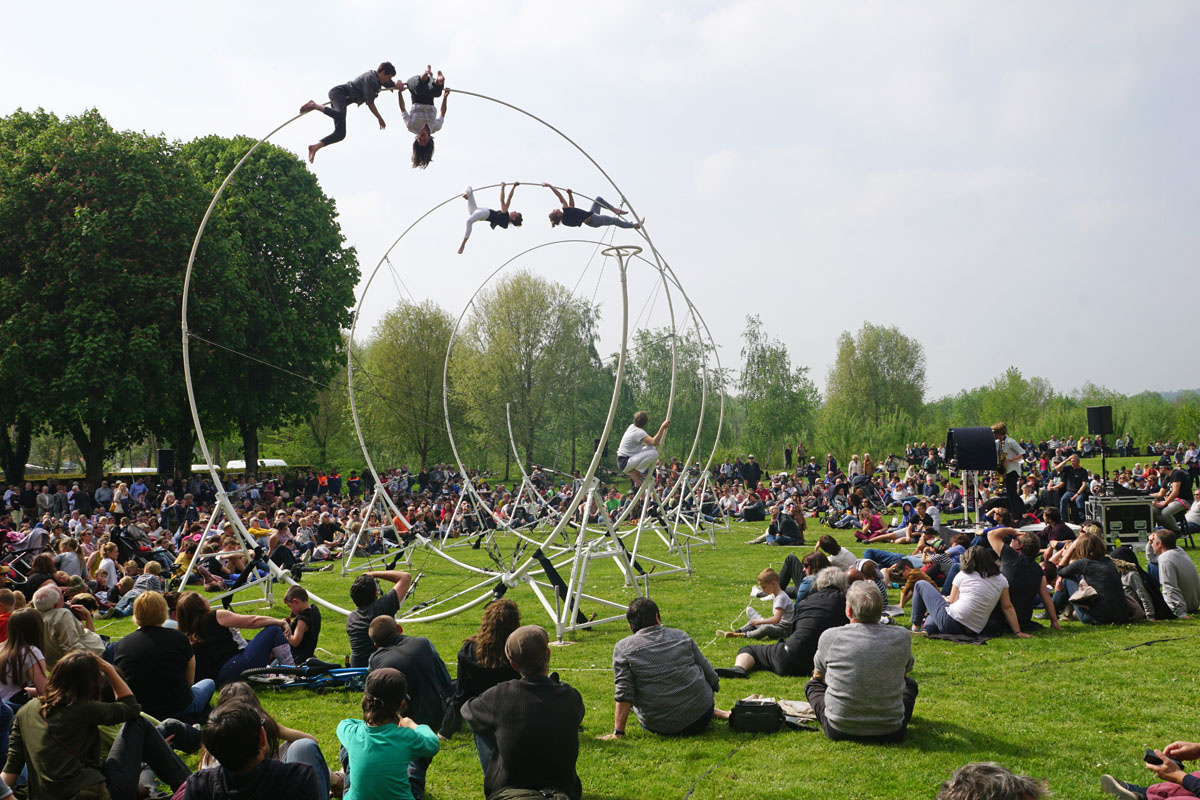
[729,699,785,733]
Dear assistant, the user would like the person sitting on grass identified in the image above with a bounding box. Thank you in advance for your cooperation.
[886,559,935,609]
[777,551,829,602]
[1050,529,1132,625]
[345,569,413,667]
[984,528,1060,632]
[721,568,793,640]
[910,546,1032,639]
[806,582,918,742]
[462,625,585,800]
[1101,739,1200,799]
[868,499,935,544]
[853,507,885,542]
[815,535,856,571]
[338,667,441,800]
[600,597,728,739]
[937,762,1049,800]
[717,567,848,679]
[745,502,806,545]
[1149,529,1200,619]
[183,702,321,799]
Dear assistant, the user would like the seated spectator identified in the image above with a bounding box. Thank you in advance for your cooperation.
[722,568,793,640]
[183,702,321,799]
[805,582,917,742]
[745,503,806,546]
[886,559,935,608]
[100,560,165,619]
[338,667,440,800]
[194,682,332,798]
[440,599,522,766]
[176,591,293,685]
[985,528,1060,632]
[1101,739,1200,799]
[461,624,584,800]
[1110,545,1174,621]
[1051,530,1132,625]
[0,608,48,713]
[602,597,727,738]
[937,762,1049,800]
[345,569,412,667]
[0,589,14,642]
[1,650,190,799]
[1150,529,1200,618]
[910,546,1032,638]
[717,567,848,678]
[32,584,106,667]
[111,590,215,723]
[815,535,856,571]
[777,552,829,602]
[282,585,322,664]
[12,554,56,601]
[366,615,452,799]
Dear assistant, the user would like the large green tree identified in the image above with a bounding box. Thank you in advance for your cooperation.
[359,300,456,470]
[182,136,359,471]
[0,109,224,486]
[452,271,600,477]
[738,314,819,467]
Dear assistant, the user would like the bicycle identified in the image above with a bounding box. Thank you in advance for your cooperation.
[240,657,368,694]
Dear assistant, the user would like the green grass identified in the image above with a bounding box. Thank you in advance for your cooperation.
[98,514,1200,799]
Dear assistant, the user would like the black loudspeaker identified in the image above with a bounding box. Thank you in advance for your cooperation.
[946,427,996,472]
[157,449,175,477]
[1087,405,1113,436]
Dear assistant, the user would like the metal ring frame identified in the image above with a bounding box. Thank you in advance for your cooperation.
[180,89,726,626]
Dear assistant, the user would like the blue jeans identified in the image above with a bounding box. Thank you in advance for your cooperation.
[1060,492,1086,522]
[863,549,921,569]
[216,625,288,685]
[940,562,961,596]
[1052,577,1095,624]
[911,581,971,635]
[167,679,215,724]
[474,731,496,772]
[0,699,12,761]
[285,738,330,799]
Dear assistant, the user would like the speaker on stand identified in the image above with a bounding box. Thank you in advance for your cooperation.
[946,427,997,528]
[1087,405,1113,487]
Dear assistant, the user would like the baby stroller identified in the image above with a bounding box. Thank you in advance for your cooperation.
[851,474,888,512]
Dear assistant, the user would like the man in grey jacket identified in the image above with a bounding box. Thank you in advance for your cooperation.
[1150,530,1200,618]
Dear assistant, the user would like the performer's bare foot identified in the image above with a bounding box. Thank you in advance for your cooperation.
[457,242,466,255]
[299,100,320,114]
[423,64,432,80]
[436,70,445,86]
[633,217,645,230]
[307,143,322,164]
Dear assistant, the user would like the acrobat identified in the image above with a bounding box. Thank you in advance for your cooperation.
[300,62,398,163]
[458,183,522,254]
[617,411,669,489]
[398,66,448,169]
[543,184,643,230]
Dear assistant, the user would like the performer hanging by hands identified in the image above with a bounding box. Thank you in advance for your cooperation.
[399,65,448,169]
[301,62,398,163]
[543,184,643,230]
[618,411,669,489]
[459,183,522,254]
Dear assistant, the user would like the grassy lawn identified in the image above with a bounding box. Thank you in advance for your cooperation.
[98,505,1200,799]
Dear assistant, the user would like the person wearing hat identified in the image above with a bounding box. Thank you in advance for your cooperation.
[740,454,762,490]
[461,625,584,800]
[367,615,452,799]
[337,667,440,800]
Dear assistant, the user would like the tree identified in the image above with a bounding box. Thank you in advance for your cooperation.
[452,271,600,476]
[0,109,221,486]
[182,136,360,470]
[825,323,926,425]
[738,315,819,467]
[359,300,456,470]
[979,367,1054,433]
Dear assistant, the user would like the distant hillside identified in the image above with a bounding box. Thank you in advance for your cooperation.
[1159,389,1200,401]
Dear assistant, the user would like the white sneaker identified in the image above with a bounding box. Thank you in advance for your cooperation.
[745,606,762,622]
[749,586,769,600]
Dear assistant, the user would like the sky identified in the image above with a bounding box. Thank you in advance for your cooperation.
[3,0,1197,400]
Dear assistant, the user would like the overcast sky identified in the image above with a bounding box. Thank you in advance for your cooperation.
[3,1,1197,400]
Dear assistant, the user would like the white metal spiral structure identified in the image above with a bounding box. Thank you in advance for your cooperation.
[180,89,725,635]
